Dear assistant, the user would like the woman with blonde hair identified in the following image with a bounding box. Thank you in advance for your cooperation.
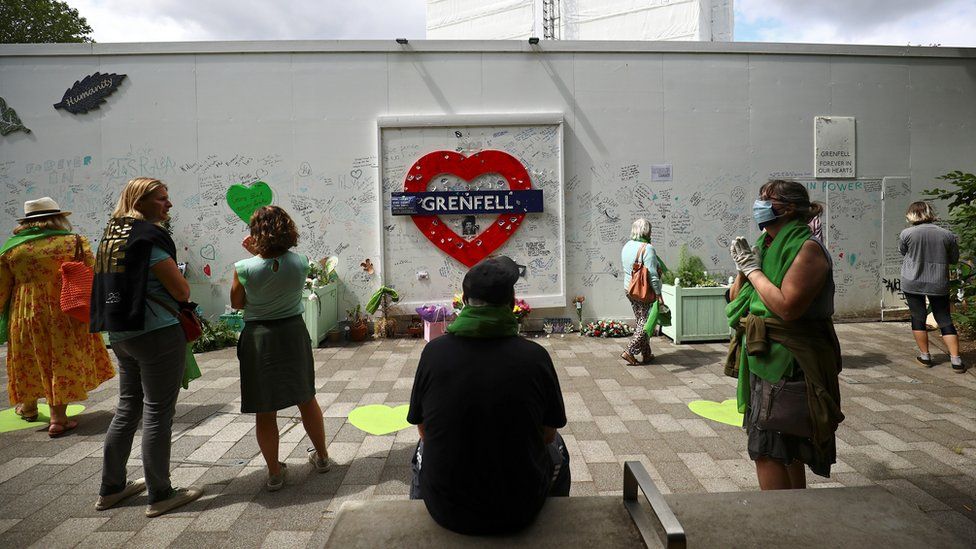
[899,201,963,372]
[0,197,114,435]
[92,177,203,517]
[231,205,331,492]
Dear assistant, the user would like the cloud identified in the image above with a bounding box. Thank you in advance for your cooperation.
[735,0,976,47]
[71,0,427,42]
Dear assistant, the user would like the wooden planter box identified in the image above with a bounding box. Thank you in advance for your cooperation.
[660,283,731,344]
[303,282,339,345]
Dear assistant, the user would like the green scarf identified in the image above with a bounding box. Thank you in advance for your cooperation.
[0,227,72,256]
[0,228,73,345]
[725,219,811,326]
[447,305,519,338]
[725,219,812,412]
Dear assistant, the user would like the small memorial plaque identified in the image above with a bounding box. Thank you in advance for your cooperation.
[814,116,855,178]
[54,72,127,114]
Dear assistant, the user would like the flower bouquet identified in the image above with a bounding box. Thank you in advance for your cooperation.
[452,293,464,314]
[572,295,585,332]
[513,298,531,333]
[581,319,633,338]
[416,303,453,342]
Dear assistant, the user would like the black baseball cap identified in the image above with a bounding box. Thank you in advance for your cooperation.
[462,256,519,305]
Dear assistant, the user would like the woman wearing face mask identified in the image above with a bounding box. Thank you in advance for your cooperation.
[726,180,843,490]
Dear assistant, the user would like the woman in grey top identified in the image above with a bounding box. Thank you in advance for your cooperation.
[899,201,964,372]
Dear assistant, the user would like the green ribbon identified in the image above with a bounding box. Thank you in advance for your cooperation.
[447,305,519,338]
[365,286,399,315]
[0,228,74,345]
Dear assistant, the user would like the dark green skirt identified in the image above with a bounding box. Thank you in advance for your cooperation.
[237,315,315,413]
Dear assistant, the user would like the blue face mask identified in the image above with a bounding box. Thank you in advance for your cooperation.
[752,200,780,230]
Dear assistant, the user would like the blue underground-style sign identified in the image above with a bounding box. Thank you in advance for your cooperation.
[391,189,544,216]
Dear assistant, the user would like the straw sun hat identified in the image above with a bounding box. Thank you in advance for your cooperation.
[17,197,72,222]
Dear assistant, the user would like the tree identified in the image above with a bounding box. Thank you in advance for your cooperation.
[0,0,94,44]
[924,171,976,331]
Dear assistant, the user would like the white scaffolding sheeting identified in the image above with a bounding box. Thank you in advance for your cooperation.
[427,0,537,40]
[426,0,733,41]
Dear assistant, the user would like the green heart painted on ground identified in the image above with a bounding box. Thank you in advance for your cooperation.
[348,404,411,435]
[0,404,85,434]
[688,399,743,427]
[226,181,273,223]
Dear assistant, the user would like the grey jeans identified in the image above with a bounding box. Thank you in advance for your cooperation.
[100,325,186,504]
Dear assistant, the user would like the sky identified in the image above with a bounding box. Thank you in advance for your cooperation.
[70,0,976,47]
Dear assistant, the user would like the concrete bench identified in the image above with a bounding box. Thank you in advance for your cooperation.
[324,462,966,548]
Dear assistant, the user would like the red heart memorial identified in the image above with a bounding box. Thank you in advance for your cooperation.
[403,150,532,267]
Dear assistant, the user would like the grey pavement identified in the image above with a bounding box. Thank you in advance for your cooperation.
[0,321,974,548]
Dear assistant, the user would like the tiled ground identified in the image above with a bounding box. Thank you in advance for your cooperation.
[0,322,974,548]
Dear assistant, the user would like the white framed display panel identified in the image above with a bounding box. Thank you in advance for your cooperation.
[376,114,566,308]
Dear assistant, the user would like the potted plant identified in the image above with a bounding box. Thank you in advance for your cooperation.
[347,304,369,342]
[326,327,343,344]
[406,316,424,338]
[366,285,400,339]
[659,245,731,344]
[302,256,340,345]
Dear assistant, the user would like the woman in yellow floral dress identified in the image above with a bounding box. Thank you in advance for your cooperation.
[0,197,115,437]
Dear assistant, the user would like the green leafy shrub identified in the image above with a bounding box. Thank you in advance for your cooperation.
[924,171,976,331]
[661,245,720,287]
[191,318,239,353]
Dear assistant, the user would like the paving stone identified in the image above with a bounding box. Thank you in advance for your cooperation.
[2,322,975,547]
[73,530,136,549]
[0,519,19,536]
[27,517,108,549]
[262,530,314,548]
[578,440,616,463]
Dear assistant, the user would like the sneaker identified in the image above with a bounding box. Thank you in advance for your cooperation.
[145,486,203,517]
[267,462,288,491]
[308,449,332,473]
[916,354,934,367]
[95,478,146,511]
[952,359,966,374]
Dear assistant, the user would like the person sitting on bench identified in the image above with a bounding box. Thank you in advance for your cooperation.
[407,255,571,535]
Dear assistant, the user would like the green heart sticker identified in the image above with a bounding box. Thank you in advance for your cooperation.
[348,404,411,435]
[226,181,273,223]
[0,404,85,434]
[688,399,743,427]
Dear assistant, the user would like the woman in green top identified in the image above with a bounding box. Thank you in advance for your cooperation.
[727,180,843,490]
[231,206,331,492]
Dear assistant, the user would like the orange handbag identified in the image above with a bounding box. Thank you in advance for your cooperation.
[626,244,656,303]
[60,235,94,323]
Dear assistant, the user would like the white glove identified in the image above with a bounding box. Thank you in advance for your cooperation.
[730,236,761,277]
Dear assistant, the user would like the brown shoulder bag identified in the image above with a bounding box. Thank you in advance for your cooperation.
[626,244,656,303]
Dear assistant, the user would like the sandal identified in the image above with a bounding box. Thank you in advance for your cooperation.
[15,403,39,423]
[620,351,640,366]
[48,420,78,438]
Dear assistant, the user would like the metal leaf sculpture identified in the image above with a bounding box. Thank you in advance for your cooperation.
[0,97,30,136]
[53,72,127,114]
